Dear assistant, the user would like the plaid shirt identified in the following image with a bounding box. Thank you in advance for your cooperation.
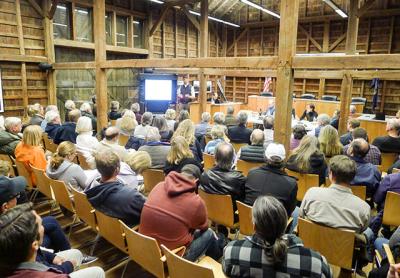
[223,234,332,278]
[343,144,381,165]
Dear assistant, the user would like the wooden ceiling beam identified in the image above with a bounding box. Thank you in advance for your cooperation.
[181,5,200,31]
[149,5,171,37]
[298,24,322,52]
[48,0,60,19]
[226,27,249,53]
[26,0,45,18]
[328,32,346,52]
[357,0,378,17]
[213,0,235,16]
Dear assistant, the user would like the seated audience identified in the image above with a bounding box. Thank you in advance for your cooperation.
[116,110,137,137]
[44,110,61,139]
[244,143,297,218]
[319,125,343,158]
[0,203,104,277]
[300,104,318,122]
[108,100,122,121]
[80,102,97,134]
[164,136,202,175]
[286,135,327,185]
[213,111,226,127]
[330,109,340,130]
[343,127,381,165]
[291,124,307,150]
[47,142,87,192]
[263,116,274,148]
[123,151,152,187]
[238,129,265,163]
[75,116,99,169]
[164,108,176,131]
[133,112,153,140]
[200,143,246,208]
[174,110,190,131]
[314,114,330,138]
[224,106,238,127]
[54,109,80,144]
[85,149,146,227]
[204,125,227,155]
[349,104,357,118]
[0,117,22,156]
[152,116,172,142]
[96,126,130,160]
[28,103,45,126]
[140,164,223,262]
[15,125,46,185]
[40,105,58,131]
[138,127,170,169]
[300,155,370,234]
[223,196,331,278]
[173,119,203,162]
[131,103,142,124]
[195,112,211,139]
[228,111,252,144]
[340,118,361,146]
[348,138,381,197]
[372,119,400,153]
[64,100,75,122]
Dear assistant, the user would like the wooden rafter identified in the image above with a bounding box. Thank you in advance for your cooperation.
[357,0,378,17]
[298,25,322,52]
[26,0,45,18]
[48,0,60,19]
[328,32,346,52]
[213,0,235,16]
[219,0,243,17]
[149,5,171,37]
[181,5,200,31]
[227,27,249,53]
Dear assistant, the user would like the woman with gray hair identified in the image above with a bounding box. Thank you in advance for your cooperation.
[138,126,171,168]
[64,100,75,122]
[131,102,142,124]
[222,195,332,277]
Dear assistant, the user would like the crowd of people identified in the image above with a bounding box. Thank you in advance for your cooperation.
[0,99,400,277]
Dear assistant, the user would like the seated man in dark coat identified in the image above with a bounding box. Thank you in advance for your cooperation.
[44,110,61,140]
[227,111,252,144]
[238,129,265,163]
[53,109,80,144]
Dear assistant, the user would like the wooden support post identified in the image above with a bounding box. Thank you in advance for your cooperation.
[43,0,57,105]
[144,3,153,58]
[318,78,326,99]
[199,0,208,119]
[338,72,352,135]
[274,0,300,151]
[345,0,359,54]
[322,21,330,52]
[94,0,108,131]
[16,0,28,109]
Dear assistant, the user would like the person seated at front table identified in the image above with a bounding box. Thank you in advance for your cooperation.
[227,111,252,145]
[300,104,318,122]
[238,129,265,163]
[223,196,332,278]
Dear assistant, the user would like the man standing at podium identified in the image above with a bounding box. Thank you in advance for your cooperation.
[177,75,195,111]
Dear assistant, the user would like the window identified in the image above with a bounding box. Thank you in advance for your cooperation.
[133,19,144,48]
[75,7,93,42]
[116,15,128,47]
[53,4,71,40]
[105,12,113,45]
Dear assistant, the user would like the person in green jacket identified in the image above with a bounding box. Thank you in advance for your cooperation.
[0,117,22,157]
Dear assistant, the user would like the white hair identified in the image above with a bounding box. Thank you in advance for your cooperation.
[4,117,21,130]
[213,112,225,125]
[317,114,331,126]
[201,112,211,122]
[349,105,356,114]
[76,116,93,134]
[80,102,92,113]
[45,110,60,123]
[122,110,135,118]
[45,105,58,113]
[65,100,76,110]
[145,126,161,142]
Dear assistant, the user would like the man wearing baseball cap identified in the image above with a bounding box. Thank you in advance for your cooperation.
[0,176,26,213]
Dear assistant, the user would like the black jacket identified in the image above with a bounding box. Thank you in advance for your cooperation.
[45,123,61,140]
[108,111,122,121]
[200,166,246,208]
[340,132,353,146]
[85,179,146,227]
[228,124,252,144]
[163,157,203,176]
[300,110,318,122]
[244,165,298,216]
[190,139,203,163]
[81,111,97,134]
[53,122,78,144]
[239,144,265,163]
[286,152,327,185]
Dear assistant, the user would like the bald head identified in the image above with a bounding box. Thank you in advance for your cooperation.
[250,129,264,146]
[215,142,234,170]
[105,126,120,142]
[350,138,369,159]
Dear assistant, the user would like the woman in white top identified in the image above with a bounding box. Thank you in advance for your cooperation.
[133,112,153,139]
[75,116,99,169]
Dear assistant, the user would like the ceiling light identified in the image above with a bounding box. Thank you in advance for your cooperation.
[150,0,164,4]
[189,10,240,28]
[240,0,280,19]
[322,0,348,18]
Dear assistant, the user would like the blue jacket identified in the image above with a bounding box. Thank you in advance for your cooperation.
[53,122,77,144]
[85,179,146,227]
[350,156,381,197]
[36,248,74,274]
[204,138,224,155]
[45,123,61,140]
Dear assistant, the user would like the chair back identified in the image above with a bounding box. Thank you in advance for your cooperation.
[236,160,263,176]
[381,153,398,173]
[42,133,58,153]
[142,169,165,194]
[382,191,400,227]
[299,93,316,99]
[94,210,127,253]
[71,187,97,230]
[236,201,253,236]
[49,179,75,213]
[0,154,16,177]
[120,221,165,278]
[161,245,215,278]
[351,185,367,201]
[298,218,355,270]
[110,120,117,126]
[198,188,235,228]
[31,166,53,200]
[321,95,338,101]
[351,97,367,105]
[119,134,130,146]
[204,136,212,145]
[285,169,319,201]
[15,160,34,190]
[203,153,215,171]
[76,153,91,170]
[231,142,247,153]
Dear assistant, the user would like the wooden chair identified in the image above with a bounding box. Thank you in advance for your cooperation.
[94,210,127,253]
[15,160,36,200]
[393,168,400,174]
[236,201,253,236]
[110,120,117,126]
[384,244,396,265]
[351,185,367,201]
[285,169,319,201]
[298,218,355,270]
[42,133,58,153]
[382,191,400,227]
[31,166,54,201]
[236,159,263,176]
[0,154,16,177]
[76,153,91,170]
[142,169,165,194]
[49,179,75,214]
[380,153,398,173]
[118,134,130,146]
[161,245,225,278]
[204,136,212,145]
[324,177,331,187]
[120,220,166,278]
[203,153,215,171]
[231,142,247,153]
[71,187,97,231]
[198,188,238,233]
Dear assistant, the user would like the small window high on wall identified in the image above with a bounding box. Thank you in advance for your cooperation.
[53,3,71,40]
[75,7,93,42]
[133,19,143,48]
[116,16,128,47]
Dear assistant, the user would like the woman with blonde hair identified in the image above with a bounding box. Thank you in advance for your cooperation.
[15,125,46,185]
[318,125,343,158]
[117,112,138,136]
[204,125,227,155]
[172,119,203,162]
[46,142,87,192]
[286,135,327,185]
[164,135,202,175]
[165,109,176,131]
